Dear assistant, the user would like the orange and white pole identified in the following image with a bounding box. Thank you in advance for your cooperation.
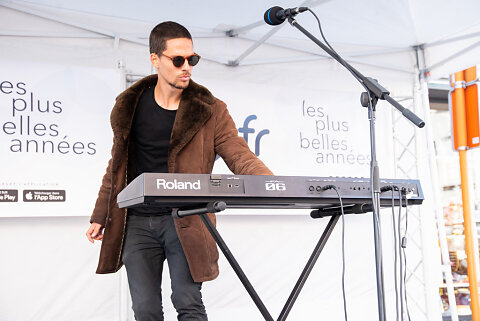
[451,70,480,321]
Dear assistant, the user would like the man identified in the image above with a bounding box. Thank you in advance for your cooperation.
[85,21,272,321]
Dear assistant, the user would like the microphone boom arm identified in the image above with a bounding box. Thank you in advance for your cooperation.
[287,17,424,128]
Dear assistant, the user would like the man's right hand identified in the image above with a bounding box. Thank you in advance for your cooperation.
[86,223,104,243]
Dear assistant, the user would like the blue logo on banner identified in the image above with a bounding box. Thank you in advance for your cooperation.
[238,115,269,156]
[215,114,270,161]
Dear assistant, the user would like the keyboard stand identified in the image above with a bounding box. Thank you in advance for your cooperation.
[172,202,341,321]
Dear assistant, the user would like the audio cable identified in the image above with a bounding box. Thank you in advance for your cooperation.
[401,189,412,321]
[323,184,348,321]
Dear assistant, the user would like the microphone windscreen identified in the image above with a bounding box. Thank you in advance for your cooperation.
[264,6,284,25]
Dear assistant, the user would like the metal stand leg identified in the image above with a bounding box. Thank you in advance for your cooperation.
[277,214,340,321]
[199,214,274,321]
[199,213,339,321]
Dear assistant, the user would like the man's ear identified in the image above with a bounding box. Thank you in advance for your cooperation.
[150,53,160,69]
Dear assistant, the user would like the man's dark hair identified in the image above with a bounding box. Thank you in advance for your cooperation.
[149,21,192,54]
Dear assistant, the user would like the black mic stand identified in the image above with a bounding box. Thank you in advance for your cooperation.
[285,14,425,321]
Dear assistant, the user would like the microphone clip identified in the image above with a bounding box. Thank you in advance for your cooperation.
[280,7,308,20]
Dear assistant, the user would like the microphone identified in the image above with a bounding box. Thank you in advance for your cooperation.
[264,6,308,25]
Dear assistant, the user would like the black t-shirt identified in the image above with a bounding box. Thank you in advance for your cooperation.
[128,86,177,216]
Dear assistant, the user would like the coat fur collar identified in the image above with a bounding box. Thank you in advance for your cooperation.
[110,74,216,151]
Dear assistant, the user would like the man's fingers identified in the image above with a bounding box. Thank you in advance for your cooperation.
[93,226,103,240]
[91,225,100,237]
[86,223,103,243]
[86,225,95,243]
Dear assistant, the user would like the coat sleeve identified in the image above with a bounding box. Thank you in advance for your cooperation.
[214,101,273,176]
[90,143,114,225]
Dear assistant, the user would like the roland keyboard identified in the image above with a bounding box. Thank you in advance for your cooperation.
[117,173,423,212]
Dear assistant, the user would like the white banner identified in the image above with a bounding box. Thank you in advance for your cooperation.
[204,71,395,215]
[0,62,120,217]
[210,78,394,178]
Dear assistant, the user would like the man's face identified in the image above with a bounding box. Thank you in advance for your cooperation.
[152,38,194,90]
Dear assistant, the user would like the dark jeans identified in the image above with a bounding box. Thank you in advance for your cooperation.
[122,214,208,321]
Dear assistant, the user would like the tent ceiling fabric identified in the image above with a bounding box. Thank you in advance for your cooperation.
[1,0,480,78]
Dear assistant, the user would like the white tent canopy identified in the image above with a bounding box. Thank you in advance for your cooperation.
[2,0,480,78]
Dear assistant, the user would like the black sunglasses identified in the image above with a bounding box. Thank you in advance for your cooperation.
[161,53,201,67]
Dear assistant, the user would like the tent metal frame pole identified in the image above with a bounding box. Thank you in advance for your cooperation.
[239,33,412,57]
[427,41,480,73]
[227,0,322,66]
[226,21,265,36]
[0,2,147,46]
[425,31,480,48]
[391,97,428,320]
[237,55,415,74]
[414,45,459,321]
[225,0,331,37]
[228,25,284,66]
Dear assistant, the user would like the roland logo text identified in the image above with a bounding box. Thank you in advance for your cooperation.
[157,179,201,190]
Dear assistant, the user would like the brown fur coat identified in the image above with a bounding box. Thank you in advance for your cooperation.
[90,75,272,282]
